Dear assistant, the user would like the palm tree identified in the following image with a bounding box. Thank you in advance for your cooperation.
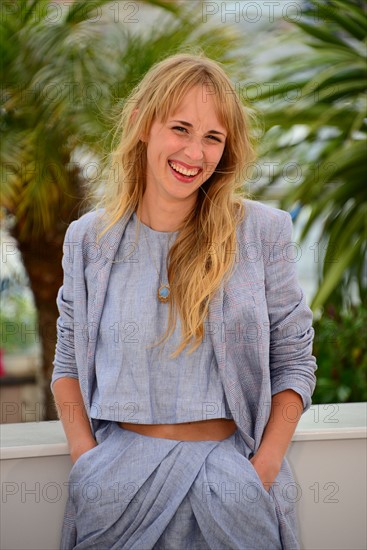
[248,0,367,311]
[0,0,243,419]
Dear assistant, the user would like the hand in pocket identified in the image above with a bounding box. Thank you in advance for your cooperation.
[70,438,98,465]
[249,452,281,492]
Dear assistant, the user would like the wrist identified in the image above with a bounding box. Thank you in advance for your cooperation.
[255,442,284,467]
[251,448,282,470]
[69,437,97,463]
[250,451,282,490]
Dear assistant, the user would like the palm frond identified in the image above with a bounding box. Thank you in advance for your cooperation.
[251,0,367,309]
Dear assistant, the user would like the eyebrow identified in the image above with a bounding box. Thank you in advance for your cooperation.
[171,120,226,137]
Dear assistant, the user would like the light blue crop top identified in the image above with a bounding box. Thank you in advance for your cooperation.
[90,212,233,424]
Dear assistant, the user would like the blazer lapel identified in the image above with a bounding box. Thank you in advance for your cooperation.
[85,212,131,405]
[208,284,225,370]
[209,278,256,451]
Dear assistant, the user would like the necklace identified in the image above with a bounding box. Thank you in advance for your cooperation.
[141,223,176,303]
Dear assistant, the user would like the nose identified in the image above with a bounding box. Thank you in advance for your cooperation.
[184,135,204,161]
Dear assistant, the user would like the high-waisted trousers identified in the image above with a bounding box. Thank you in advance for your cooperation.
[61,421,284,550]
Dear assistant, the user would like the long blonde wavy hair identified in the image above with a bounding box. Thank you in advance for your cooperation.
[98,53,255,357]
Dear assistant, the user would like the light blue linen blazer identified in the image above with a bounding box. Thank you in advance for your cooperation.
[52,199,317,548]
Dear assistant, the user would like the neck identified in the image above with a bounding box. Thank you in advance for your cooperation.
[138,193,196,232]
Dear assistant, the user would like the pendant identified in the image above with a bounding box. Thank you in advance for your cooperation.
[158,284,170,303]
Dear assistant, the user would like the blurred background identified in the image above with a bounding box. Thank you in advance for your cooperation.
[1,0,366,422]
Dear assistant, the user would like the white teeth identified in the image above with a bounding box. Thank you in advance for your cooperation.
[169,161,200,177]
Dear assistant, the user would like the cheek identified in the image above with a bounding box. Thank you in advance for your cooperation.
[218,144,226,161]
[207,148,225,172]
[169,136,183,151]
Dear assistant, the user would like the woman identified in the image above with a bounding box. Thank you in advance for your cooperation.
[52,53,317,550]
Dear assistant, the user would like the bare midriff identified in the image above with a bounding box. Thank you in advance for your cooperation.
[118,418,237,441]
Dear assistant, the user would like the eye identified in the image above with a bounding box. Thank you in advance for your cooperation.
[172,126,188,134]
[205,134,222,143]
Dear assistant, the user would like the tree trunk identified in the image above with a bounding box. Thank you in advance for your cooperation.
[13,225,64,419]
[13,207,83,420]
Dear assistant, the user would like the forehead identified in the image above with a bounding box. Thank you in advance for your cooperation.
[168,86,227,131]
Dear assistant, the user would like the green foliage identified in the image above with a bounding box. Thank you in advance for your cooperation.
[0,0,243,238]
[312,306,367,403]
[250,0,367,310]
[0,290,37,353]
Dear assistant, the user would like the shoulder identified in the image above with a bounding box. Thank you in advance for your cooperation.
[63,208,132,266]
[65,209,106,241]
[237,199,292,242]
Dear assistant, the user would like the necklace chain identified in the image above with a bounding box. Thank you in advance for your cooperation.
[141,223,175,303]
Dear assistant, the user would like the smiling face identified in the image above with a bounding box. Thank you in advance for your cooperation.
[143,85,227,214]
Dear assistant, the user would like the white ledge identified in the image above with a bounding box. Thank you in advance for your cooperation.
[292,402,367,441]
[0,421,68,460]
[1,402,366,461]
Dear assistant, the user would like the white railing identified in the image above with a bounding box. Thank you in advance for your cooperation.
[1,402,366,550]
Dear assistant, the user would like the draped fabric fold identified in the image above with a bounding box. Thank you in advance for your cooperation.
[61,423,282,550]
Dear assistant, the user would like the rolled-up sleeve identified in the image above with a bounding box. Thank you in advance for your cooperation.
[51,221,79,389]
[265,212,317,411]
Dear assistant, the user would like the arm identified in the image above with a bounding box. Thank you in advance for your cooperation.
[53,378,97,464]
[265,212,317,411]
[51,221,96,463]
[250,389,303,490]
[251,211,317,488]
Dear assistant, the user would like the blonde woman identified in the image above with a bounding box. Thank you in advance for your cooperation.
[52,53,317,549]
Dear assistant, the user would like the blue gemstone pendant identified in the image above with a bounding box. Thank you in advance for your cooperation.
[158,284,170,303]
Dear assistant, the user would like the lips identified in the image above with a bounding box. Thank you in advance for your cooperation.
[168,160,202,178]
